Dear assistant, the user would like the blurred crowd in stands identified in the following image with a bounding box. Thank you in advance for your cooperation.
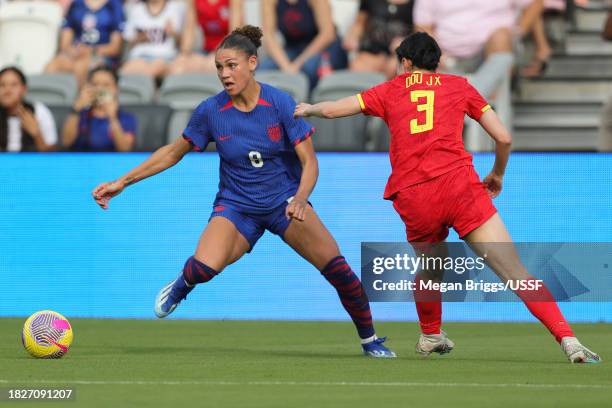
[0,0,610,152]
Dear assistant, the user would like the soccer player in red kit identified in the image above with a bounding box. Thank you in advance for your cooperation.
[294,32,601,363]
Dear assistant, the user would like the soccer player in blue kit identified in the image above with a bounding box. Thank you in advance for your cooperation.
[92,25,395,358]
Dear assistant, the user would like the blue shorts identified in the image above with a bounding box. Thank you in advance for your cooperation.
[209,201,292,252]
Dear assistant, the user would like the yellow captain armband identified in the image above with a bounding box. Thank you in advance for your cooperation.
[481,104,492,113]
[357,94,365,111]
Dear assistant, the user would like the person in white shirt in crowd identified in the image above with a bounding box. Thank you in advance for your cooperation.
[0,66,57,152]
[121,0,186,79]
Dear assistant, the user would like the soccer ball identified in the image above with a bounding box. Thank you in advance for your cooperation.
[22,311,73,359]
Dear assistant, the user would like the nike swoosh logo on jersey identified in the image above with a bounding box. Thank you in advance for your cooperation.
[219,135,231,141]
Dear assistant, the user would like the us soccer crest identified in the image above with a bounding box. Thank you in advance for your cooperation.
[267,124,281,142]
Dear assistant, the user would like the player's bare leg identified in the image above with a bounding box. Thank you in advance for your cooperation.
[168,53,216,75]
[45,54,92,87]
[410,242,455,356]
[484,27,513,56]
[283,205,396,357]
[121,58,170,80]
[155,217,249,318]
[463,213,601,363]
[468,27,514,99]
[193,216,250,271]
[283,205,340,270]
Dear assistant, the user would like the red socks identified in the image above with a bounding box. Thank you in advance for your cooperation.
[414,276,574,343]
[414,274,442,335]
[515,278,574,343]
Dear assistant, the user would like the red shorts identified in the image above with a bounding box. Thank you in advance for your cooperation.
[392,165,497,244]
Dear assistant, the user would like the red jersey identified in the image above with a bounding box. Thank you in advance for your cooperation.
[358,72,491,199]
[195,0,230,52]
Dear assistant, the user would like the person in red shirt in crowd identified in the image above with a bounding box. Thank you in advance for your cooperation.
[294,32,601,364]
[169,0,243,74]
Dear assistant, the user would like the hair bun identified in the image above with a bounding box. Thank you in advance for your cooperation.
[232,25,263,49]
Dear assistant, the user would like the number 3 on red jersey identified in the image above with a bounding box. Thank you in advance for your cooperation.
[410,90,435,134]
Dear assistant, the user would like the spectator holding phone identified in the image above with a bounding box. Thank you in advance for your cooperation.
[62,66,137,152]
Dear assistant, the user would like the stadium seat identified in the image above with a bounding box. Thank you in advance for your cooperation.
[0,1,63,75]
[166,102,193,144]
[46,105,71,148]
[313,71,386,100]
[159,73,222,106]
[122,104,173,151]
[27,73,78,106]
[119,75,156,104]
[255,71,309,103]
[165,108,219,151]
[310,70,386,151]
[370,117,391,152]
[160,74,222,143]
[47,104,172,151]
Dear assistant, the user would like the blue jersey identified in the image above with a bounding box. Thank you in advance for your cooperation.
[72,109,138,151]
[63,0,125,46]
[183,83,314,214]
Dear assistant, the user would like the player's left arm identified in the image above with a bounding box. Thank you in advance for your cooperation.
[286,138,318,221]
[479,109,512,198]
[294,95,362,119]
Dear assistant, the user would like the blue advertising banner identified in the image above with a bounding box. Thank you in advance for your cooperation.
[1,152,611,321]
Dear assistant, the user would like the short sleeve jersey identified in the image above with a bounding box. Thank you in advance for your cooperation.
[183,83,314,214]
[357,72,490,199]
[123,0,185,60]
[63,0,125,46]
[195,0,230,52]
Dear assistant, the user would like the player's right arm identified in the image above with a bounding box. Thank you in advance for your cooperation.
[92,137,192,209]
[294,95,362,119]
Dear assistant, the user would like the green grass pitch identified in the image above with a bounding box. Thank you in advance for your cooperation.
[1,319,610,407]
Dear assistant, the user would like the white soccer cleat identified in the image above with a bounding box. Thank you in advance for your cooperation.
[154,274,194,318]
[416,331,454,356]
[561,337,601,364]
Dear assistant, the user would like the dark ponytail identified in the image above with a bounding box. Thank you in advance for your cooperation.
[395,32,442,71]
[217,25,263,57]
